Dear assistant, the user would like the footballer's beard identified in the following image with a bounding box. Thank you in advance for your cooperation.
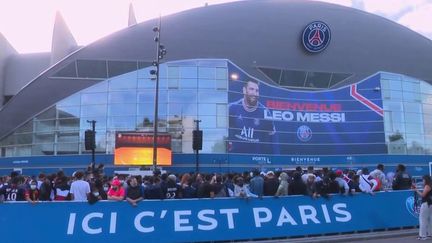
[246,95,258,108]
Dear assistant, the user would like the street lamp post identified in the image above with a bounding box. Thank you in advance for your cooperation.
[150,17,167,173]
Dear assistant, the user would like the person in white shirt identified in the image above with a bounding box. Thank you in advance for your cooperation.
[70,171,90,201]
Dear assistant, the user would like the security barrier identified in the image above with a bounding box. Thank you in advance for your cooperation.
[0,191,418,243]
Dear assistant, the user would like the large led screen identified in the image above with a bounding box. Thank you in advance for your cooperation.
[228,64,386,155]
[114,132,172,166]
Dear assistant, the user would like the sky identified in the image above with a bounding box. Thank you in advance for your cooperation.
[0,0,431,53]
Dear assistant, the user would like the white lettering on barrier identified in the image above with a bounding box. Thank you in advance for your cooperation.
[219,208,239,229]
[65,204,351,236]
[174,210,193,232]
[253,207,272,227]
[135,211,155,233]
[277,207,297,226]
[198,210,218,231]
[334,203,351,222]
[82,212,104,234]
[299,205,320,224]
[67,213,76,235]
[321,205,331,223]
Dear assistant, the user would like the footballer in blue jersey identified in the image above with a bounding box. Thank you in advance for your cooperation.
[228,80,278,154]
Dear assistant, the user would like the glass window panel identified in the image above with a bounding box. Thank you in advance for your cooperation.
[421,82,432,95]
[405,112,423,124]
[180,66,197,79]
[180,78,197,89]
[108,104,136,116]
[57,106,80,118]
[15,146,31,156]
[109,91,136,103]
[305,72,331,88]
[199,67,215,79]
[216,67,228,80]
[167,66,180,79]
[138,90,167,103]
[258,67,281,83]
[198,59,227,67]
[168,79,179,89]
[423,104,432,115]
[198,91,227,103]
[57,143,79,155]
[402,81,420,93]
[108,116,136,129]
[83,82,108,93]
[198,79,216,89]
[136,115,156,129]
[15,121,33,133]
[403,91,420,102]
[381,73,402,81]
[405,123,423,134]
[383,101,403,112]
[199,104,216,116]
[389,79,402,90]
[36,107,56,120]
[137,64,153,79]
[58,93,81,106]
[169,91,197,103]
[34,133,54,144]
[77,60,107,78]
[81,105,107,117]
[16,133,32,145]
[390,90,403,100]
[58,133,79,143]
[81,93,107,105]
[387,122,405,134]
[58,118,80,131]
[168,103,197,116]
[406,134,425,155]
[108,61,137,78]
[138,103,167,116]
[80,117,107,129]
[109,73,137,90]
[33,144,55,155]
[137,78,156,89]
[329,73,352,87]
[34,120,56,132]
[216,79,227,90]
[381,79,390,90]
[200,116,216,128]
[280,70,306,87]
[216,104,227,128]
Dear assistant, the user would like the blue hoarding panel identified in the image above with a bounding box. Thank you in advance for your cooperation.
[0,191,418,243]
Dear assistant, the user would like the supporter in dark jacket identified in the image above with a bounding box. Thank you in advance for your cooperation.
[126,177,144,206]
[392,164,412,190]
[288,172,307,195]
[263,171,279,196]
[144,176,163,199]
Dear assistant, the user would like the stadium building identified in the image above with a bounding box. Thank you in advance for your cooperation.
[1,0,432,175]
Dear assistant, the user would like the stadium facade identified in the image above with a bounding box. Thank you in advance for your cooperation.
[1,0,432,175]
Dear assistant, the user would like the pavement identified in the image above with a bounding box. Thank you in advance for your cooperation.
[236,228,420,242]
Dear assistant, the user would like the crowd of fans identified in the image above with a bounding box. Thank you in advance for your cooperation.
[0,163,415,206]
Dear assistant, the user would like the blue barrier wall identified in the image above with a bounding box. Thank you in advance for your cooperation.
[0,191,418,243]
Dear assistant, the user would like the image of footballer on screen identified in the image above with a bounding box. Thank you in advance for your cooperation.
[228,79,279,154]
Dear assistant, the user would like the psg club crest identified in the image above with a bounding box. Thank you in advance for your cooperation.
[297,125,312,142]
[302,21,331,53]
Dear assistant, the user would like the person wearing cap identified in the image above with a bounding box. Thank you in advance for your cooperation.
[70,171,90,201]
[107,179,125,201]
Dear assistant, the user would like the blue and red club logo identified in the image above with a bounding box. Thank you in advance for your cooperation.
[302,21,331,53]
